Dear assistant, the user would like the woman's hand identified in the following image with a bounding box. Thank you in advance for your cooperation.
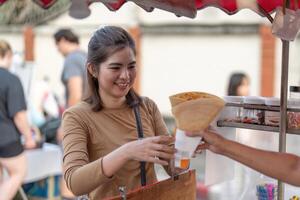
[124,135,175,166]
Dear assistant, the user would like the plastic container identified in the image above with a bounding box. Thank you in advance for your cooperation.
[220,96,244,122]
[290,86,300,99]
[174,129,201,169]
[242,96,265,125]
[288,86,300,129]
[264,97,280,127]
[256,183,277,200]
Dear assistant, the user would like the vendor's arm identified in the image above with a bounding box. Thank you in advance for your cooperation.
[63,109,175,196]
[190,130,300,186]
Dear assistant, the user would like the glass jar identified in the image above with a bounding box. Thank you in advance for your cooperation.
[290,86,300,99]
[264,97,280,127]
[242,96,265,125]
[288,86,300,129]
[220,96,244,122]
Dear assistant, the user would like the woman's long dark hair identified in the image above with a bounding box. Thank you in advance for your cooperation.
[227,73,248,96]
[84,26,141,111]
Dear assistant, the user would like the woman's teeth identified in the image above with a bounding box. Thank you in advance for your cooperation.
[117,83,128,88]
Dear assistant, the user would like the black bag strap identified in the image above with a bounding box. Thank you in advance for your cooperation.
[133,105,147,186]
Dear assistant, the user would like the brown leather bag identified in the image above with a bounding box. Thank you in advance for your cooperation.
[105,170,196,200]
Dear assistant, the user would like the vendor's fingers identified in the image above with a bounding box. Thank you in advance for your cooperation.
[195,149,203,154]
[207,125,216,132]
[193,147,203,157]
[197,143,210,150]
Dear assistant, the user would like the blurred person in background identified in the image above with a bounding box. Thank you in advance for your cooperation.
[54,28,87,142]
[227,72,250,96]
[54,29,87,200]
[0,40,36,200]
[62,26,175,199]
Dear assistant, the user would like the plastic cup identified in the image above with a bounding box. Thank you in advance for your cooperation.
[174,129,202,169]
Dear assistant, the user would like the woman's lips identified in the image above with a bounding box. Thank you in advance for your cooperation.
[116,82,129,89]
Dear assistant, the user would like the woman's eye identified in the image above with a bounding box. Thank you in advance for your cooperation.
[110,67,120,70]
[128,65,136,69]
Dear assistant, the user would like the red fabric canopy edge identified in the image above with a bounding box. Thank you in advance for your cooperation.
[0,0,57,9]
[2,0,300,17]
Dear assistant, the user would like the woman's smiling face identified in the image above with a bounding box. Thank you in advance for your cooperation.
[97,47,136,102]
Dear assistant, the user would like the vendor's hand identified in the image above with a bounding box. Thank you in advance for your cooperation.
[186,128,225,154]
[125,135,175,166]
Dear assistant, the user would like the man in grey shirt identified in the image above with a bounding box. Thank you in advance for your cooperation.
[54,29,87,108]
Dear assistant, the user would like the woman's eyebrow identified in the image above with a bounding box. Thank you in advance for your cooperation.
[129,61,136,65]
[108,62,123,66]
[108,61,136,66]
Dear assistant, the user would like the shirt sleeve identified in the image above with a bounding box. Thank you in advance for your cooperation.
[145,98,169,136]
[7,76,27,118]
[62,55,84,82]
[62,109,113,196]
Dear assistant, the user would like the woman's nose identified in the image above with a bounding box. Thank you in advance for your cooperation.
[120,68,129,79]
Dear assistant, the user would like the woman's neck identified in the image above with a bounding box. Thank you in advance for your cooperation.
[102,96,127,109]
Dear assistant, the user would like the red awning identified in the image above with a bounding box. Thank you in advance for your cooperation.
[0,0,57,9]
[196,0,300,15]
[2,0,299,18]
[89,0,300,18]
[33,0,57,9]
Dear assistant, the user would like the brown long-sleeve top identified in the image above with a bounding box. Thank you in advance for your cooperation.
[62,97,168,199]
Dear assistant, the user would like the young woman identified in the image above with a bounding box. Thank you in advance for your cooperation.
[227,72,250,96]
[0,40,36,200]
[62,26,175,199]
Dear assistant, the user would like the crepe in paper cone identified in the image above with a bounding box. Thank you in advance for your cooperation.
[170,91,225,131]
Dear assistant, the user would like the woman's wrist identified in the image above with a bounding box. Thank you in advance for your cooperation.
[120,142,132,161]
[101,143,132,177]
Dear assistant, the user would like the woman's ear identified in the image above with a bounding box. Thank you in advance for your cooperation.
[87,63,97,78]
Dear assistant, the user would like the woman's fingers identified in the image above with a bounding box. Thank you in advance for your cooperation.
[131,135,176,164]
[152,135,174,145]
[151,150,174,160]
[151,143,176,154]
